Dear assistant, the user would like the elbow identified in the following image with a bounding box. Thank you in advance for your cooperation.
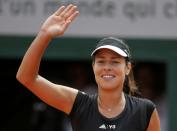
[16,71,23,83]
[16,71,27,86]
[16,71,33,87]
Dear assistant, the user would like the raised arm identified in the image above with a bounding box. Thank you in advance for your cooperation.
[16,4,79,114]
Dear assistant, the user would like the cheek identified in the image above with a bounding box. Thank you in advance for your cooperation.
[93,65,100,77]
[114,66,127,81]
[93,65,102,84]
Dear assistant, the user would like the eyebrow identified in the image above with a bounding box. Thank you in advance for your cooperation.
[96,55,121,60]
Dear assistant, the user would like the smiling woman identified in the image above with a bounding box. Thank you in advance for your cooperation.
[93,49,127,90]
[91,37,136,95]
[16,4,161,131]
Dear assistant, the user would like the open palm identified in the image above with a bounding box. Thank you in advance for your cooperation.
[41,4,79,38]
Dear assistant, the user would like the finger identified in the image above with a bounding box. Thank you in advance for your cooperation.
[66,11,79,22]
[63,5,77,20]
[60,4,74,18]
[54,6,65,16]
[62,11,79,32]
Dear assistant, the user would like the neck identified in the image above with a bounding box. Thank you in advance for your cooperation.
[97,83,126,117]
[98,84,124,105]
[98,91,124,107]
[97,91,126,118]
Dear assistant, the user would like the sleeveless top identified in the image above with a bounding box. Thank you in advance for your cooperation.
[69,91,155,131]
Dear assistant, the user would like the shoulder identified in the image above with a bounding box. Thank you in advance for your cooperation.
[125,94,157,130]
[125,94,156,109]
[69,91,97,117]
[74,91,97,104]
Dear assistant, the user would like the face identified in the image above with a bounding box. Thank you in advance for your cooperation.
[92,49,131,91]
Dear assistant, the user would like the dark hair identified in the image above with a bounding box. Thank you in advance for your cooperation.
[124,61,139,96]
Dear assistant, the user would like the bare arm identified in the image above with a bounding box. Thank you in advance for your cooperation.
[16,4,79,114]
[147,109,161,131]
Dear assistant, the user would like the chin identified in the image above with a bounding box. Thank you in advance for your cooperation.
[99,84,117,90]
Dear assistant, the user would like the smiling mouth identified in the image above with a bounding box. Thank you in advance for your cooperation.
[101,75,115,80]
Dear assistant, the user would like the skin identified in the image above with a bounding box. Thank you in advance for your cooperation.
[16,4,79,114]
[16,4,161,131]
[93,49,131,92]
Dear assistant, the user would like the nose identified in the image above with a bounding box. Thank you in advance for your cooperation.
[103,63,112,71]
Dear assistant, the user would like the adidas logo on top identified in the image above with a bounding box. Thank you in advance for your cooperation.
[99,124,106,129]
[99,124,116,130]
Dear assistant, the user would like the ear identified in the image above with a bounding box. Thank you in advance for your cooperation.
[126,62,132,75]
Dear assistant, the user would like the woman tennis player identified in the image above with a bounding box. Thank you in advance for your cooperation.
[16,4,161,131]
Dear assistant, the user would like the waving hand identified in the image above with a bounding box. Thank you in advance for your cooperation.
[41,4,79,38]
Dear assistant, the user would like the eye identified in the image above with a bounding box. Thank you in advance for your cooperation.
[112,61,119,63]
[112,60,120,64]
[95,59,105,65]
[97,60,104,64]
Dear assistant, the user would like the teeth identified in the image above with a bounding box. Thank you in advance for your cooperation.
[102,75,114,78]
